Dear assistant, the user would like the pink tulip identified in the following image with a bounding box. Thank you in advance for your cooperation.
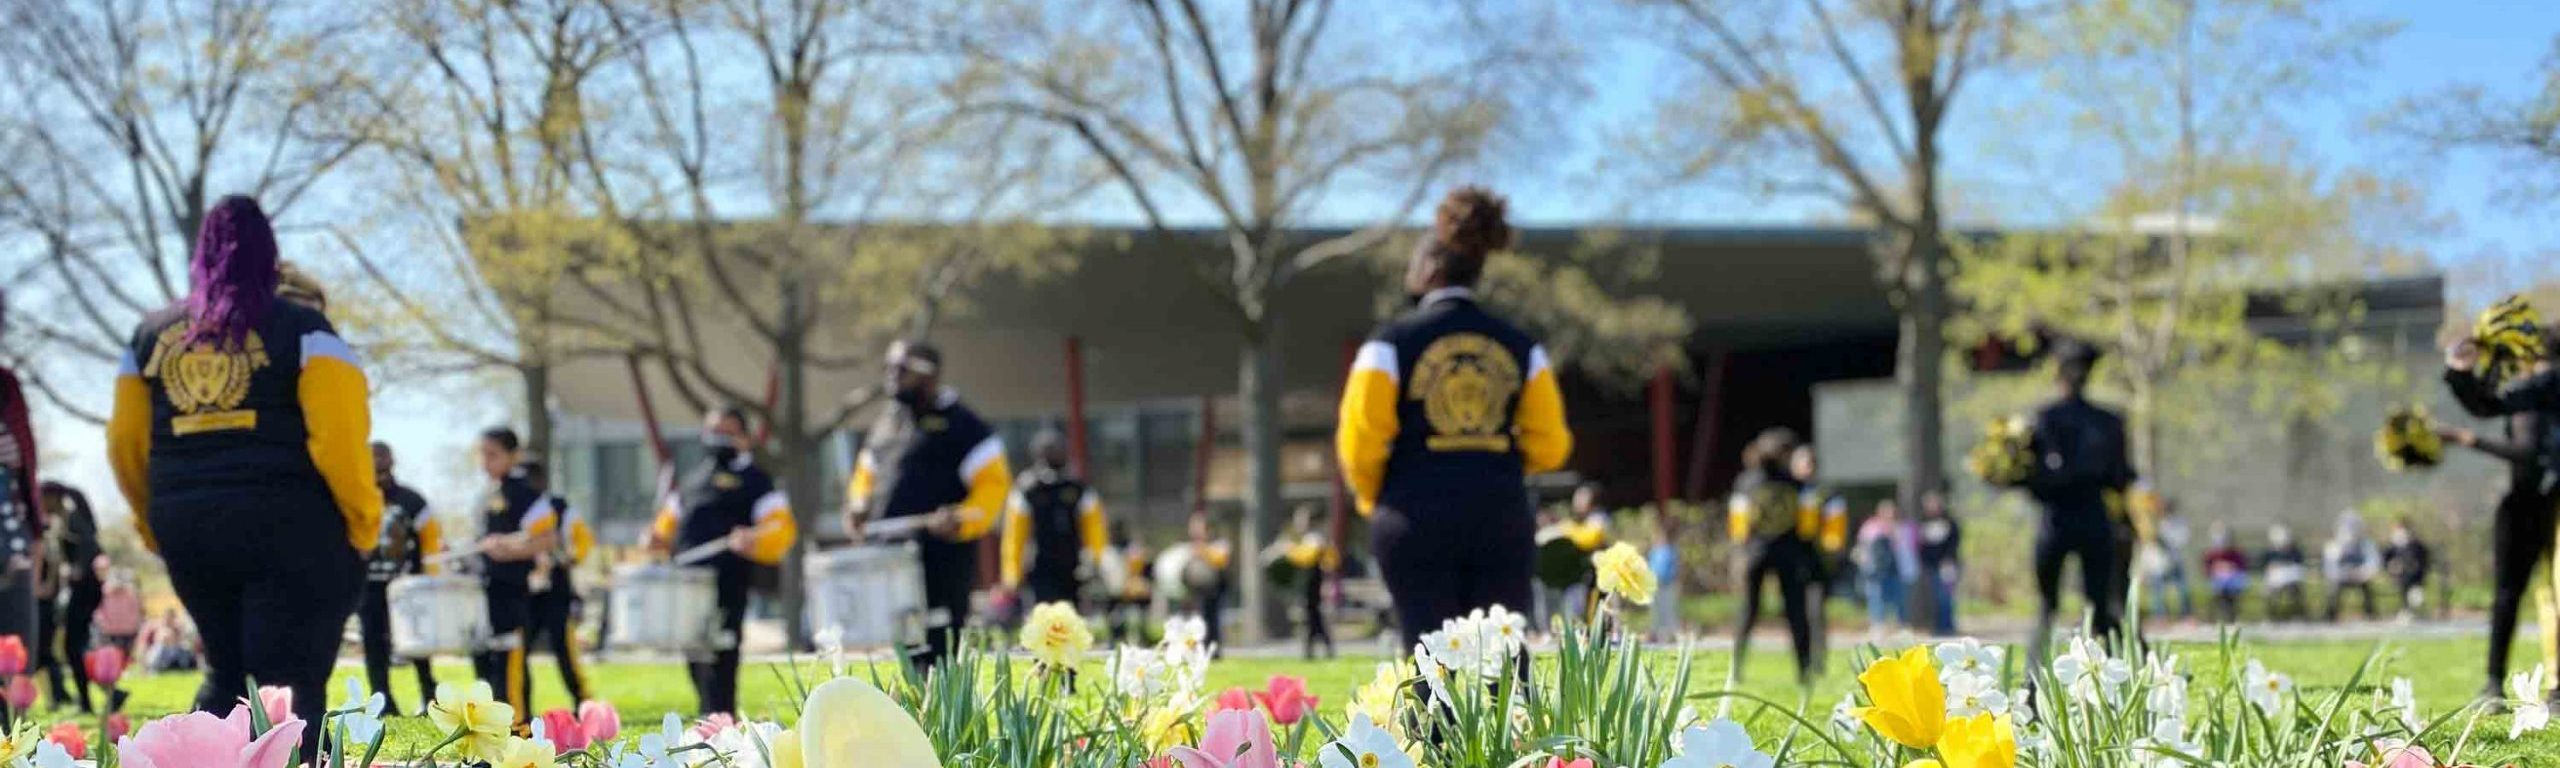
[104,713,132,743]
[115,705,303,768]
[1546,759,1595,768]
[255,686,292,725]
[46,721,87,760]
[84,645,127,688]
[1167,709,1279,768]
[0,636,25,677]
[1212,687,1255,714]
[6,676,36,710]
[541,709,587,753]
[578,699,621,743]
[694,712,738,738]
[1252,676,1318,726]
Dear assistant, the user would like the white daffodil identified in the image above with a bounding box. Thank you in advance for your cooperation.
[334,677,388,748]
[2389,677,2422,732]
[28,741,74,768]
[2509,665,2550,739]
[2055,637,2130,705]
[814,625,848,676]
[1478,604,1530,659]
[1936,638,2006,683]
[1162,615,1212,658]
[2146,671,2190,720]
[1317,714,1413,768]
[1661,718,1775,768]
[1946,672,2011,718]
[2010,688,2037,727]
[2131,716,2202,768]
[1828,692,1861,737]
[2242,659,2292,716]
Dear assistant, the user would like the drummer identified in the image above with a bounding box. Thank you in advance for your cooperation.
[470,427,559,730]
[844,341,1010,671]
[648,406,797,717]
[522,462,593,709]
[1000,428,1107,608]
[358,442,438,716]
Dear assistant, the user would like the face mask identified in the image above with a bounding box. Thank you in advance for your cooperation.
[2391,530,2412,547]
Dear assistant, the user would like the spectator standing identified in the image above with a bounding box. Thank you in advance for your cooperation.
[1853,499,1914,638]
[1915,489,1962,635]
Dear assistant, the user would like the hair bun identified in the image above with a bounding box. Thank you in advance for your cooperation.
[1432,186,1512,260]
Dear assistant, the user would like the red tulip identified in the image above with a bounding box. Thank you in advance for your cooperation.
[541,709,586,753]
[577,699,621,744]
[46,721,87,760]
[1251,676,1318,726]
[0,636,26,678]
[1212,687,1255,714]
[6,677,36,710]
[104,712,132,743]
[84,645,127,688]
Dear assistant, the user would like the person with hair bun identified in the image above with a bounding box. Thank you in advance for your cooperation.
[1336,186,1572,650]
[1725,427,1821,687]
[106,195,379,759]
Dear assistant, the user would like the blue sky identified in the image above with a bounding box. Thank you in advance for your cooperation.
[39,3,2560,523]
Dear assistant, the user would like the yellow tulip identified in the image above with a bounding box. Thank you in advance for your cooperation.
[1852,646,1949,749]
[488,736,556,768]
[800,677,941,768]
[769,728,805,768]
[1019,601,1095,668]
[1592,542,1657,606]
[426,681,517,762]
[1141,705,1197,754]
[1906,762,1946,768]
[1936,713,2017,768]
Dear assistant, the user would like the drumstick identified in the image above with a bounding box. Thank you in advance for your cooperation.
[422,542,486,567]
[669,539,731,566]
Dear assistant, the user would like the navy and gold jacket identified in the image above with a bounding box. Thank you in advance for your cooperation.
[481,466,558,596]
[1336,287,1572,516]
[848,388,1010,542]
[650,453,796,571]
[2025,395,2136,531]
[1000,465,1106,587]
[107,302,381,552]
[367,479,435,583]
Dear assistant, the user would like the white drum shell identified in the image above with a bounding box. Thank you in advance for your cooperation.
[388,575,490,657]
[806,544,927,650]
[609,564,722,654]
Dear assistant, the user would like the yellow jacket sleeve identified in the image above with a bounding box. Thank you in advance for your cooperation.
[847,451,875,508]
[1516,345,1573,474]
[1818,499,1850,554]
[1080,491,1108,560]
[298,331,383,553]
[650,495,679,544]
[1335,341,1400,516]
[744,489,798,565]
[1726,495,1754,542]
[1000,490,1031,587]
[418,516,445,575]
[568,516,596,563]
[952,436,1010,542]
[107,352,156,552]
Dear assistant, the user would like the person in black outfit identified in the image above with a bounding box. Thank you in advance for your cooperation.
[1001,429,1106,608]
[2441,329,2560,704]
[845,343,1011,673]
[1916,486,1963,635]
[357,444,436,715]
[649,407,798,716]
[1334,187,1574,651]
[2259,525,2310,623]
[1727,428,1820,687]
[2022,340,2137,670]
[36,482,101,713]
[520,462,593,707]
[106,197,379,761]
[470,428,557,730]
[2380,517,2432,620]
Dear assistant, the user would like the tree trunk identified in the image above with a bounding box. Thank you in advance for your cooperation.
[1897,234,1947,518]
[1236,320,1282,644]
[524,362,555,460]
[2130,373,2160,485]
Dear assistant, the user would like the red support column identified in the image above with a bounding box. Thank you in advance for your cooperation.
[1064,336,1093,477]
[1650,366,1677,519]
[1683,351,1731,501]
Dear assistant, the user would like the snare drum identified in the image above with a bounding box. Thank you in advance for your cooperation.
[608,564,720,654]
[806,544,927,650]
[387,575,489,657]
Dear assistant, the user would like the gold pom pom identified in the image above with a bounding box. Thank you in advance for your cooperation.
[2472,295,2544,383]
[2375,406,2443,472]
[1967,415,2036,487]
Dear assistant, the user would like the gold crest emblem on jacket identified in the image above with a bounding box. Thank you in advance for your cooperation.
[143,324,269,435]
[1410,333,1520,452]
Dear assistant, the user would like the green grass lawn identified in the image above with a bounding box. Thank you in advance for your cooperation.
[48,635,2552,764]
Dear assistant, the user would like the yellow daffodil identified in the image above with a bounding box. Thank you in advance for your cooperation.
[1141,705,1197,754]
[426,681,516,762]
[1019,601,1094,668]
[488,736,556,768]
[1905,762,1946,768]
[1592,542,1657,606]
[1853,646,1949,749]
[768,728,805,768]
[1347,662,1404,728]
[800,677,941,768]
[1936,713,2017,768]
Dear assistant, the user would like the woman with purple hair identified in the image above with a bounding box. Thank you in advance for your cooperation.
[106,195,380,758]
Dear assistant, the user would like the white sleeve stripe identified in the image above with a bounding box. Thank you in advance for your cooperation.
[301,330,364,369]
[856,451,875,472]
[1080,491,1101,514]
[521,497,558,528]
[117,350,140,377]
[1528,345,1553,379]
[958,435,1005,482]
[1351,341,1399,383]
[751,490,790,520]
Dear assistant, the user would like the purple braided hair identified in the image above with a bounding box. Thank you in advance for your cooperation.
[184,195,280,349]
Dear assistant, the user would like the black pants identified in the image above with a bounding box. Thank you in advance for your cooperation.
[1302,572,1333,659]
[690,569,750,716]
[2489,489,2556,692]
[473,589,533,730]
[2030,520,2124,668]
[1197,581,1228,653]
[152,495,362,762]
[1026,566,1081,610]
[528,587,590,704]
[1371,502,1534,651]
[357,580,434,713]
[1733,536,1817,682]
[910,540,976,673]
[2326,579,2378,621]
